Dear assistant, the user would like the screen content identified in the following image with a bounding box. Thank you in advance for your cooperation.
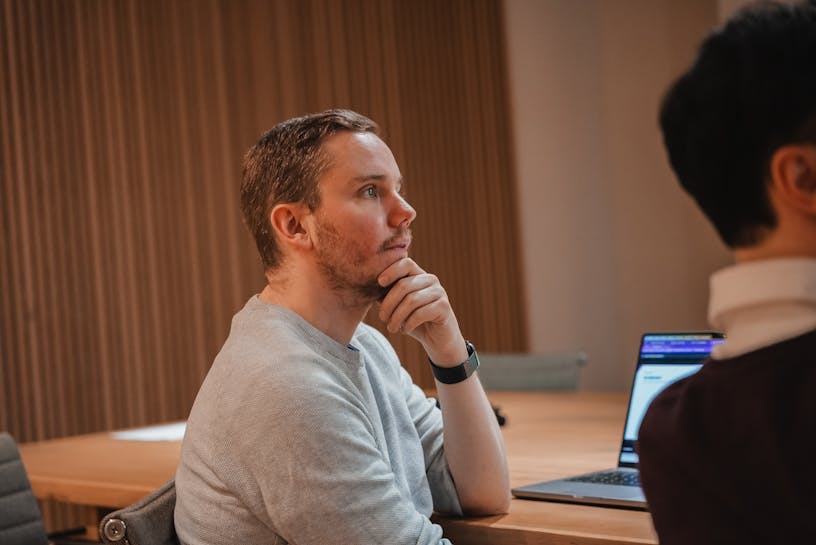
[618,334,725,465]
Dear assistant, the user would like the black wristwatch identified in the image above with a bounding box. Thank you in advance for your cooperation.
[429,341,480,384]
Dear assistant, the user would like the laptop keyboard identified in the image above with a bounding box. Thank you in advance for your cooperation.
[565,470,641,487]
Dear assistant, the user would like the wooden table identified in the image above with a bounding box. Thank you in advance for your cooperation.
[20,392,657,544]
[436,392,657,544]
[20,428,182,509]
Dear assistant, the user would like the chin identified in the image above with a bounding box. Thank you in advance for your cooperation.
[353,281,388,303]
[373,283,391,303]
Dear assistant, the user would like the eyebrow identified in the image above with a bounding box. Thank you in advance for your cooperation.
[350,175,405,189]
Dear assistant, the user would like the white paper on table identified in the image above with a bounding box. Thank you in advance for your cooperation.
[111,421,187,441]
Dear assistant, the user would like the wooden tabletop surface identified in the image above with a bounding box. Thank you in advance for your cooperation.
[20,391,657,545]
[436,391,657,544]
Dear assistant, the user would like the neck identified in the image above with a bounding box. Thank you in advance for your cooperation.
[735,192,816,263]
[734,219,816,263]
[734,245,816,262]
[259,268,372,346]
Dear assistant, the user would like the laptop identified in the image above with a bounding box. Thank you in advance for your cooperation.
[511,331,725,510]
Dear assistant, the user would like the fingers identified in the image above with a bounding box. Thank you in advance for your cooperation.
[377,258,465,362]
[400,298,451,335]
[377,258,424,289]
[377,258,448,333]
[379,276,445,333]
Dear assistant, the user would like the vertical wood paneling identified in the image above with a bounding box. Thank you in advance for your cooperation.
[1,0,527,530]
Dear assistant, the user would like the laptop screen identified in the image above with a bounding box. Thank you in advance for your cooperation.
[618,332,725,467]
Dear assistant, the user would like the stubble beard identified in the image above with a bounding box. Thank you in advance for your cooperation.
[314,220,391,307]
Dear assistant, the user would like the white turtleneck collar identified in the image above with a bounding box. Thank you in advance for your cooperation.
[708,257,816,359]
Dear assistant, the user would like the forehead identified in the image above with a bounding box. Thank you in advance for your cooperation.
[319,131,401,182]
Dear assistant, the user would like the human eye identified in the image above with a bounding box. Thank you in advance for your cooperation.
[363,185,378,198]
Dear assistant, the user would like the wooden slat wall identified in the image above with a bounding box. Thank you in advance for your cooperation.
[1,0,527,529]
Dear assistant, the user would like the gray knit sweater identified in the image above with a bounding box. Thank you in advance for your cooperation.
[174,296,462,545]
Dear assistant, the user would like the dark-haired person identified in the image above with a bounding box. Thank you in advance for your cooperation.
[173,109,509,545]
[637,2,816,544]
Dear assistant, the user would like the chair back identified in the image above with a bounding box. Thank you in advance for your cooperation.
[477,351,587,391]
[100,479,179,545]
[0,432,49,545]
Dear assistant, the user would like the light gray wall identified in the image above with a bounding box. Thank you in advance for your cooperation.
[504,0,732,391]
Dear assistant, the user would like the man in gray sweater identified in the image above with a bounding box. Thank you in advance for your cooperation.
[174,109,510,545]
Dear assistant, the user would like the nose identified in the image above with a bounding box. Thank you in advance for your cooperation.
[389,193,416,228]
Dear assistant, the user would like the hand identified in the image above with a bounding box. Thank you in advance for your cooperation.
[377,258,467,367]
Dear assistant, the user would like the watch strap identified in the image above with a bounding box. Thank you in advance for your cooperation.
[429,341,480,384]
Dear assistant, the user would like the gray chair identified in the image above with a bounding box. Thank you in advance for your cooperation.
[0,432,49,545]
[477,351,587,391]
[99,480,179,545]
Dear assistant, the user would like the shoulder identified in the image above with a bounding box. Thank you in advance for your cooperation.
[221,300,358,375]
[192,308,369,427]
[638,373,699,450]
[184,342,373,476]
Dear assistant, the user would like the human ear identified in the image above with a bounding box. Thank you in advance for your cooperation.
[269,203,313,251]
[769,145,816,214]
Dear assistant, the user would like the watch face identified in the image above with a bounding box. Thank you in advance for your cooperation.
[466,343,480,374]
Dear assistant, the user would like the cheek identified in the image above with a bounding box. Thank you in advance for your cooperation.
[350,230,383,259]
[347,216,385,246]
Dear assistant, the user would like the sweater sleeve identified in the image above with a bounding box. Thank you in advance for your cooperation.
[221,360,454,545]
[399,366,463,516]
[361,325,462,516]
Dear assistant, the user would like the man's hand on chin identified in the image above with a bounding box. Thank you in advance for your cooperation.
[376,257,468,366]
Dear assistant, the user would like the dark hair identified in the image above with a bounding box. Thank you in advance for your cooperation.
[659,0,816,247]
[241,109,379,270]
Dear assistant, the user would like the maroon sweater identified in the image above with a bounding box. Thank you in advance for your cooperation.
[637,329,816,545]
